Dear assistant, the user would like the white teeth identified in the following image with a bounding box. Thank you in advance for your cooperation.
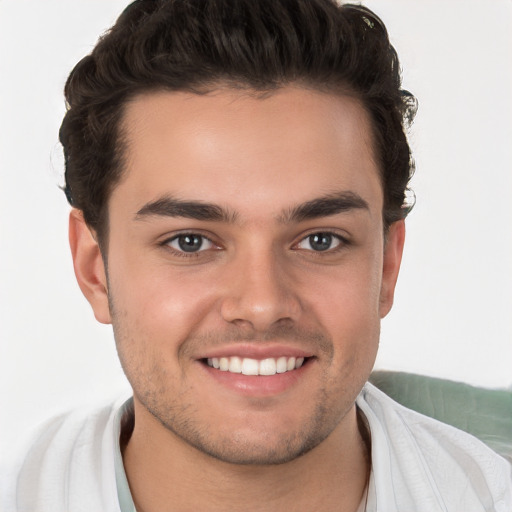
[259,358,277,376]
[241,358,259,375]
[206,356,306,375]
[276,356,288,374]
[228,356,242,373]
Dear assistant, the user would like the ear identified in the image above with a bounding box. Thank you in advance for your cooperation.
[379,220,406,318]
[69,209,112,324]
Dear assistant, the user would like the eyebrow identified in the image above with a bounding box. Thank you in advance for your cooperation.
[135,196,238,223]
[278,192,369,223]
[134,191,369,224]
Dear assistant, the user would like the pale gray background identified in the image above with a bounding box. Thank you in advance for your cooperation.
[1,0,511,456]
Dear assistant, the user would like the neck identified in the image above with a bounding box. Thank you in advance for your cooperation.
[122,401,370,512]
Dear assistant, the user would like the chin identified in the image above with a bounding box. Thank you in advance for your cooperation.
[172,424,330,466]
[142,394,342,466]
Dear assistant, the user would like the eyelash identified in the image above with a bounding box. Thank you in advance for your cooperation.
[160,232,219,258]
[160,230,350,258]
[293,231,350,254]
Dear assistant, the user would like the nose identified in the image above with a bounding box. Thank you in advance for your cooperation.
[220,248,302,332]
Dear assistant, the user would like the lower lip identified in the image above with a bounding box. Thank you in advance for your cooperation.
[199,359,312,396]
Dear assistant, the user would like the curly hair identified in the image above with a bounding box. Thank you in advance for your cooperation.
[60,0,417,244]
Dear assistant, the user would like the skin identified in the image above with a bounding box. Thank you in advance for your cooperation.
[70,87,405,511]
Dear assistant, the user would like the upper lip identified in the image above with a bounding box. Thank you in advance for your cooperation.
[197,343,314,360]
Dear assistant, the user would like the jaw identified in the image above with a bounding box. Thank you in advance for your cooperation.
[126,347,372,469]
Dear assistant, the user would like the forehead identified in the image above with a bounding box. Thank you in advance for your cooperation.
[114,87,382,219]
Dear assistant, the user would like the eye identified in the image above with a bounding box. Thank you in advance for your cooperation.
[166,233,215,253]
[296,232,343,252]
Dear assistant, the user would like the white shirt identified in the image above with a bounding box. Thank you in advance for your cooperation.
[1,383,511,511]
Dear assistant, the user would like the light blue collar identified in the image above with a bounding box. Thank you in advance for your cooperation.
[113,397,137,512]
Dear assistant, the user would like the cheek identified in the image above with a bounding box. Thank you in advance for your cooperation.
[300,253,383,357]
[308,283,381,349]
[303,251,383,321]
[107,258,221,350]
[107,265,220,394]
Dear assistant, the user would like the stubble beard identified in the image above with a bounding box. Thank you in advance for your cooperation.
[130,369,357,466]
[109,295,369,466]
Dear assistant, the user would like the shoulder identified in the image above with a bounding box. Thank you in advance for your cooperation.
[358,382,512,511]
[0,395,130,512]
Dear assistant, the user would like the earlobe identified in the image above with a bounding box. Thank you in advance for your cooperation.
[379,220,406,318]
[69,209,112,324]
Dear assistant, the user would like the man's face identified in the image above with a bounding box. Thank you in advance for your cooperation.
[79,87,403,465]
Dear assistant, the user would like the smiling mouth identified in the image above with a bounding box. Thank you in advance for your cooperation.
[204,356,308,376]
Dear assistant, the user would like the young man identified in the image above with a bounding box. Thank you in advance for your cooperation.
[2,1,511,511]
